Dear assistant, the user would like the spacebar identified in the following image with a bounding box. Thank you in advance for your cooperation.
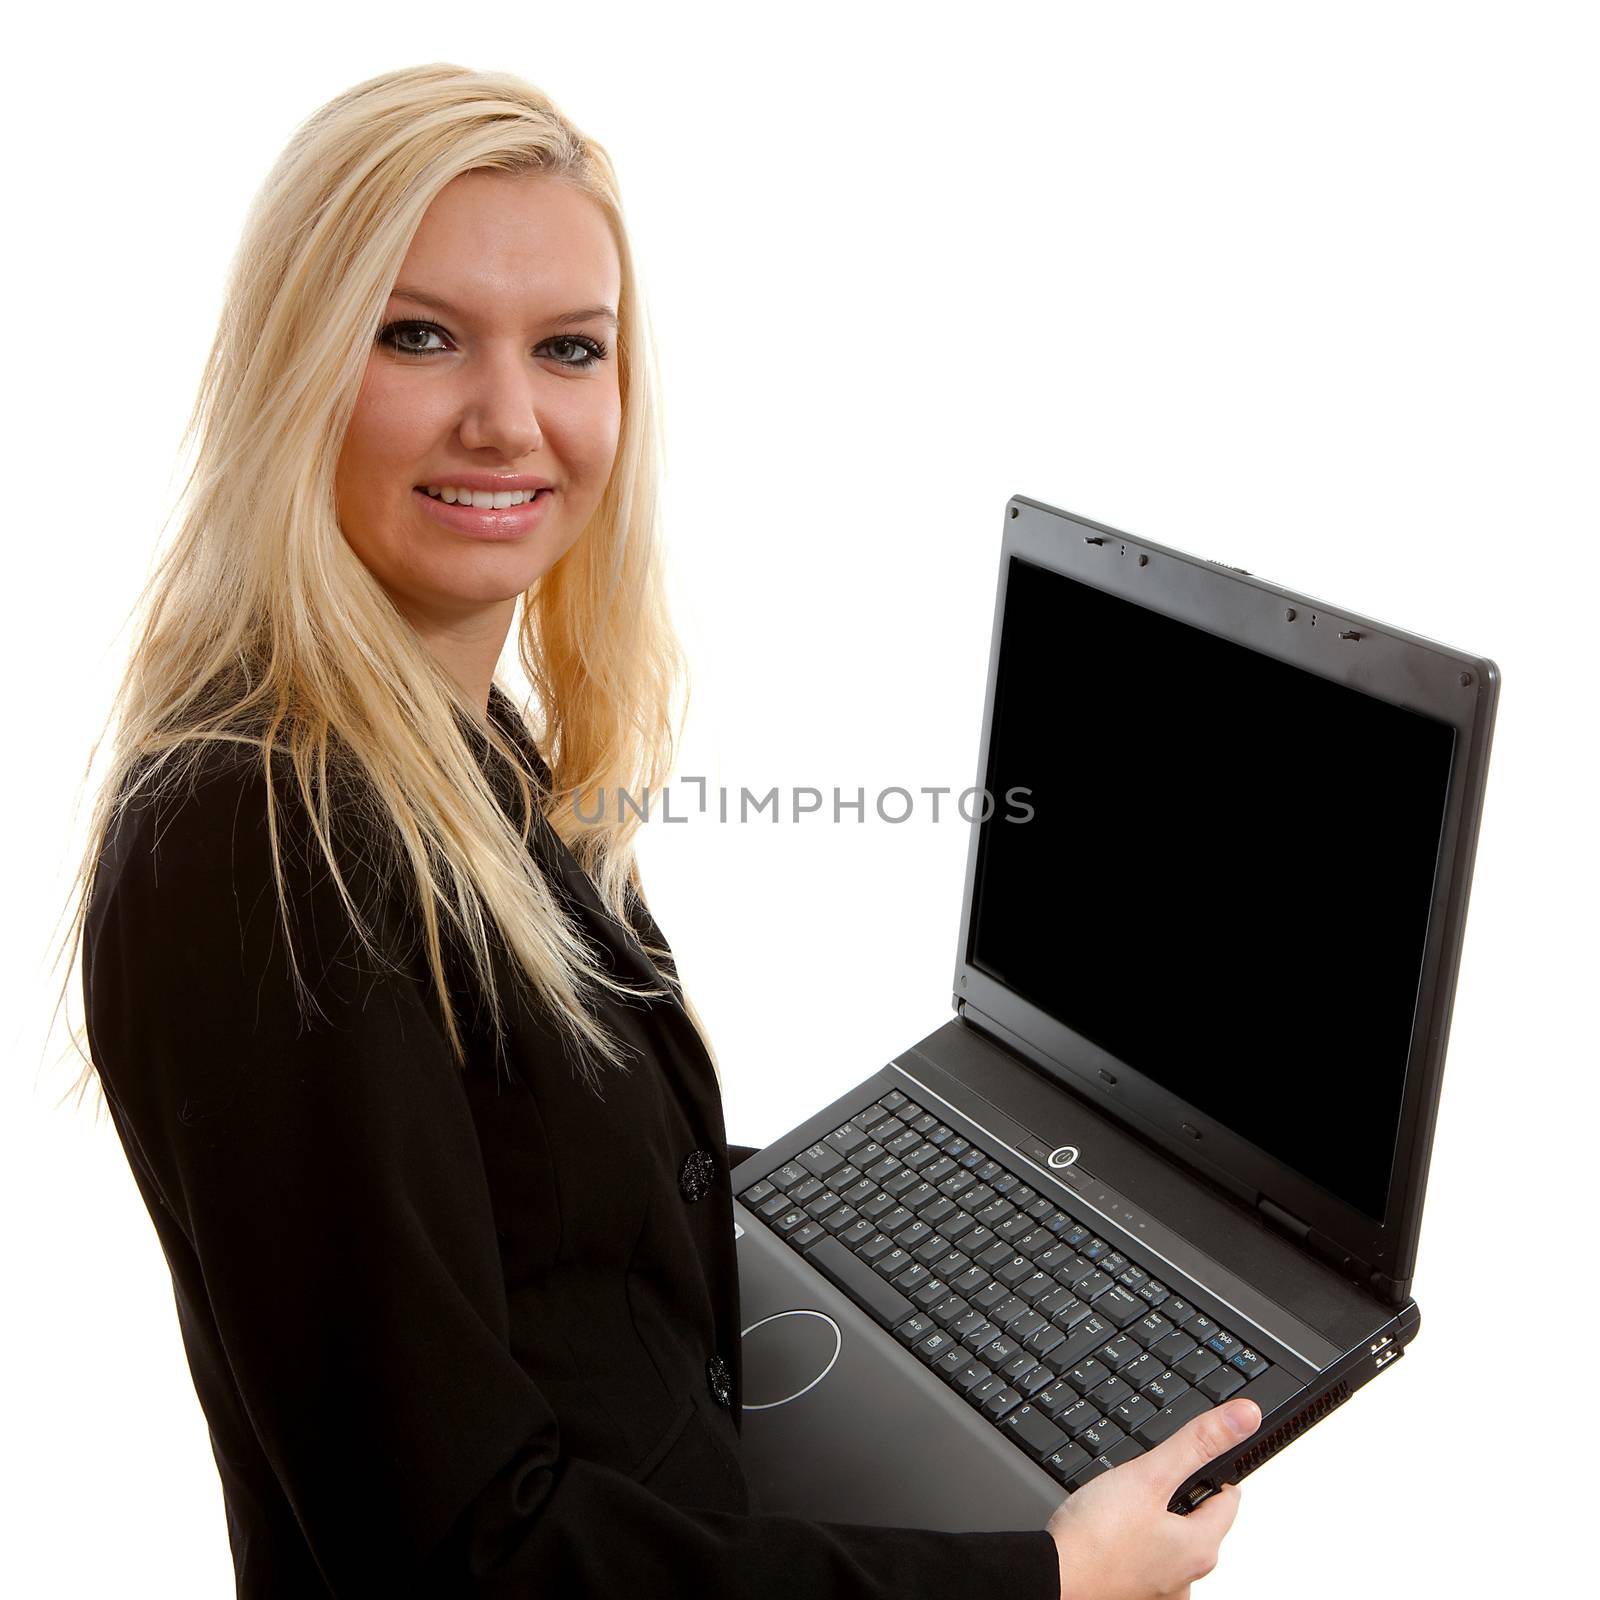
[803,1236,917,1331]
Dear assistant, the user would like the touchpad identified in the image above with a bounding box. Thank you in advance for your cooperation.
[741,1309,842,1408]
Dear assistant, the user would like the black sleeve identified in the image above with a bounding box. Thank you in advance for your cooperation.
[84,753,1062,1598]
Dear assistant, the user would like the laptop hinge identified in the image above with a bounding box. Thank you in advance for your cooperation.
[1257,1194,1375,1290]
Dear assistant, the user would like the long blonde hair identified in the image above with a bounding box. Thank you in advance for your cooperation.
[52,62,719,1104]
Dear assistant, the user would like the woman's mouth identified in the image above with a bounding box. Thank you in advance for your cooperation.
[411,485,554,541]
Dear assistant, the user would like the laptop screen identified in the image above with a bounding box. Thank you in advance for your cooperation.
[969,555,1456,1224]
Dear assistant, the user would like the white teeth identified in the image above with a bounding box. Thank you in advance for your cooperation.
[422,485,545,507]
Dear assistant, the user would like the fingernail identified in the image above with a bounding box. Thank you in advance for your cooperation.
[1227,1400,1261,1436]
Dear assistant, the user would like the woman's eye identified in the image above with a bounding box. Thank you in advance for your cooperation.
[376,321,608,370]
[378,319,450,355]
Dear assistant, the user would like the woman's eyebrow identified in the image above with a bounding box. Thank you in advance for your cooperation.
[389,286,618,330]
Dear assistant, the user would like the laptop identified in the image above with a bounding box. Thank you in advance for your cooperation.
[729,496,1499,1525]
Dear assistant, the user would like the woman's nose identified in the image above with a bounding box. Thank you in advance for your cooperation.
[457,352,545,459]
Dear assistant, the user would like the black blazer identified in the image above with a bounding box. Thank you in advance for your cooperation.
[82,687,1060,1597]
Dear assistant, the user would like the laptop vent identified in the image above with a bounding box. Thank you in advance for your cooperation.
[1232,1380,1353,1482]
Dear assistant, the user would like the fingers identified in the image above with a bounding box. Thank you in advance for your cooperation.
[1142,1399,1261,1494]
[1182,1478,1243,1541]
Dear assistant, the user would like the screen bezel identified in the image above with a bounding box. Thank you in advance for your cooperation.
[953,499,1499,1293]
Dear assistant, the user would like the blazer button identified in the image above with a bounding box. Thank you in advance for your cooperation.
[705,1352,732,1408]
[678,1148,716,1203]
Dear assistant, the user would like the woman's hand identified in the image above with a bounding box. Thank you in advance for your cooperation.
[1046,1397,1261,1600]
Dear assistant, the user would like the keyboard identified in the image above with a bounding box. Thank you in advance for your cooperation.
[737,1085,1281,1492]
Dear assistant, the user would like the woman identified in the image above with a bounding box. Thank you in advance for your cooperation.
[66,64,1254,1598]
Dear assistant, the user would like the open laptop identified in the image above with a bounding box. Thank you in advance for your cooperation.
[730,496,1499,1524]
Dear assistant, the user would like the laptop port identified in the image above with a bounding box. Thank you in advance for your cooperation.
[1369,1334,1392,1355]
[1186,1482,1216,1508]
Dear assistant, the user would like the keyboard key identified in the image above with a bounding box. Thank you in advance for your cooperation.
[982,1386,1024,1421]
[1076,1418,1126,1455]
[1118,1352,1162,1388]
[797,1142,845,1180]
[1111,1394,1158,1432]
[1092,1287,1147,1328]
[959,1320,1001,1355]
[1054,1397,1101,1437]
[1067,1358,1112,1394]
[981,1335,1023,1368]
[951,1360,991,1393]
[1153,1331,1198,1364]
[1019,1364,1055,1398]
[1044,1441,1093,1485]
[1206,1330,1243,1361]
[821,1206,861,1237]
[1139,1370,1189,1407]
[1173,1348,1221,1384]
[787,1221,825,1249]
[1096,1334,1141,1369]
[1087,1376,1135,1413]
[1134,1387,1212,1447]
[914,1329,958,1363]
[1008,1311,1047,1342]
[951,1266,987,1296]
[1056,1317,1114,1368]
[969,1374,1007,1406]
[894,1313,934,1346]
[825,1124,868,1157]
[1023,1323,1066,1360]
[943,1212,979,1244]
[1157,1294,1195,1325]
[1231,1348,1269,1380]
[1099,1434,1145,1467]
[739,1180,775,1205]
[1003,1404,1069,1461]
[873,1247,912,1281]
[1199,1366,1245,1401]
[803,1235,918,1330]
[1132,1312,1175,1348]
[996,1257,1036,1289]
[1066,1456,1113,1490]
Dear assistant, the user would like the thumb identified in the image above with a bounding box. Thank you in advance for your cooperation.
[1139,1398,1261,1495]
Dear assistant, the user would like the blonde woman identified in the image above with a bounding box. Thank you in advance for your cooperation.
[66,64,1251,1598]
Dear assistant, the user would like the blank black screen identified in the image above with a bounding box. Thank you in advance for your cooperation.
[970,557,1455,1223]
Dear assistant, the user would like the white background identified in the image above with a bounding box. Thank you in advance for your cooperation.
[5,2,1595,1593]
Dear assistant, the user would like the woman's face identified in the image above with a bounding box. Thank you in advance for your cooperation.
[335,170,623,646]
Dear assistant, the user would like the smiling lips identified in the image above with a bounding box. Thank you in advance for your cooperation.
[412,484,554,540]
[419,484,547,508]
